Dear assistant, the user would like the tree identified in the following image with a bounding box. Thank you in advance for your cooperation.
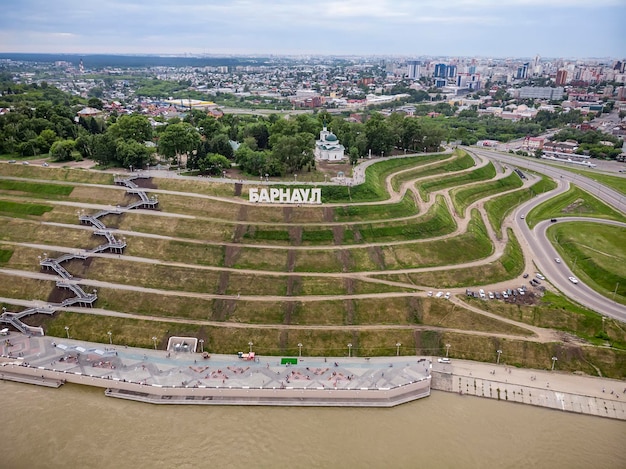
[271,133,315,174]
[197,153,231,175]
[115,139,154,169]
[108,114,152,142]
[364,113,394,156]
[50,139,76,162]
[157,122,201,166]
[87,97,103,110]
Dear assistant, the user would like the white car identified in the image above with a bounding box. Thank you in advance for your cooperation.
[555,258,561,264]
[536,273,545,280]
[569,276,579,284]
[479,289,485,298]
[502,291,509,299]
[435,291,443,298]
[488,292,494,299]
[444,292,451,300]
[437,358,451,364]
[427,291,433,297]
[520,214,525,219]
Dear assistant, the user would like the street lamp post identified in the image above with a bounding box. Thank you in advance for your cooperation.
[298,343,303,357]
[199,339,204,353]
[551,356,558,371]
[496,349,502,364]
[347,343,352,357]
[152,336,158,350]
[107,331,112,344]
[396,342,401,356]
[65,326,70,339]
[445,343,451,358]
[248,341,254,353]
[294,174,297,183]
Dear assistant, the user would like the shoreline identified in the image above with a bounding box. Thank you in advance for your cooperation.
[1,332,625,418]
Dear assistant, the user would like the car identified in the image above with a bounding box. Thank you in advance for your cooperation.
[520,214,525,219]
[479,289,485,298]
[444,292,451,300]
[437,358,451,364]
[8,159,16,163]
[502,291,509,299]
[22,161,29,165]
[488,292,494,299]
[523,273,529,278]
[536,273,545,280]
[555,258,561,264]
[427,291,433,297]
[42,162,49,167]
[495,292,501,299]
[435,291,443,298]
[550,218,557,223]
[569,276,579,284]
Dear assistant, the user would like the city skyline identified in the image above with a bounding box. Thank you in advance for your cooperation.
[0,0,625,59]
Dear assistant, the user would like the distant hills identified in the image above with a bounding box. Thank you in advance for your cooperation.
[0,53,272,68]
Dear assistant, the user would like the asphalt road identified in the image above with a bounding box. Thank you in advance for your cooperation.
[469,147,626,322]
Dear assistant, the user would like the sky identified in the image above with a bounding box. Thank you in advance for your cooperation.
[1,0,624,58]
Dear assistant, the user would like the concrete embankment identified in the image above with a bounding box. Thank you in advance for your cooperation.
[431,359,626,421]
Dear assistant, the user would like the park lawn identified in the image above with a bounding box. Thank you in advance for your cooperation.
[0,164,114,185]
[417,161,496,202]
[0,179,74,198]
[297,277,350,296]
[0,218,103,250]
[294,249,346,273]
[470,291,626,350]
[85,257,223,294]
[0,199,54,218]
[527,185,626,227]
[438,330,626,378]
[0,273,56,302]
[231,247,289,272]
[116,212,232,243]
[289,300,351,326]
[549,221,626,304]
[224,272,289,296]
[152,177,235,197]
[382,228,523,288]
[450,172,523,217]
[333,192,419,222]
[389,152,467,192]
[68,185,130,206]
[485,176,557,237]
[155,193,245,222]
[381,210,492,269]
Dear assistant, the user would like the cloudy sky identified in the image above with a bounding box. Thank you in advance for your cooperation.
[1,0,624,58]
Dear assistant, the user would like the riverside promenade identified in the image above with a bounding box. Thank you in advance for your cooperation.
[0,333,430,407]
[431,359,626,421]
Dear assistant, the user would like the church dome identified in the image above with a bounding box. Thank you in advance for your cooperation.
[325,133,338,142]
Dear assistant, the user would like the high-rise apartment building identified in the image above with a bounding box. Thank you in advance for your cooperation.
[434,63,447,78]
[407,60,421,80]
[555,69,567,86]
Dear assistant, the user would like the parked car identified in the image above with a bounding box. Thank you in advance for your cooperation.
[427,291,433,297]
[488,292,494,299]
[536,273,545,280]
[523,273,529,278]
[436,291,444,298]
[502,291,509,299]
[444,292,451,300]
[479,289,485,298]
[437,358,451,364]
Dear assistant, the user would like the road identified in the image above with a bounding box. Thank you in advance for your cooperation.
[470,147,626,322]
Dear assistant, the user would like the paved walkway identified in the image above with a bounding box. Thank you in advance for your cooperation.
[0,333,431,407]
[431,358,626,420]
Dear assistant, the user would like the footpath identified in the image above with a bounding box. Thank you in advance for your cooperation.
[431,359,626,421]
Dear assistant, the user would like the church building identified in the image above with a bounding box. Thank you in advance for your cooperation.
[314,126,345,161]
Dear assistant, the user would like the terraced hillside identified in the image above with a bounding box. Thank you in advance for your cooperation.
[1,150,624,378]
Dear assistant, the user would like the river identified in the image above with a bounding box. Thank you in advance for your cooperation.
[1,382,624,469]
